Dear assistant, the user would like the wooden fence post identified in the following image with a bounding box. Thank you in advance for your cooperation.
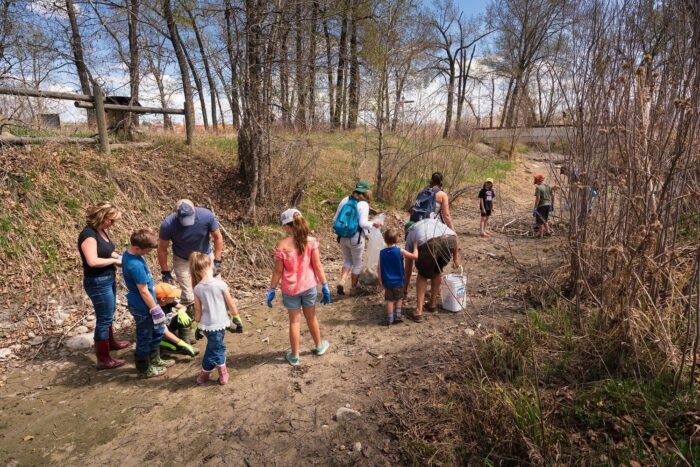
[93,84,110,155]
[183,100,193,146]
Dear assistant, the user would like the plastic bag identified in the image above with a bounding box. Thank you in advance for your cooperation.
[363,213,386,272]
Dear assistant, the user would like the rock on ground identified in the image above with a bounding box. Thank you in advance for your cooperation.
[64,333,94,351]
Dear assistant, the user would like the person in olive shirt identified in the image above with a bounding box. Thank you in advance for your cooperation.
[78,202,129,370]
[533,174,554,238]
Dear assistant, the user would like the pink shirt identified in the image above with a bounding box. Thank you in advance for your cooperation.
[274,237,319,296]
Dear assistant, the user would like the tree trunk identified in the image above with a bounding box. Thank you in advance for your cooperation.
[126,0,140,138]
[391,68,407,132]
[163,0,194,144]
[442,59,455,138]
[65,0,95,126]
[347,9,359,129]
[322,17,334,124]
[332,11,348,129]
[306,1,319,127]
[280,26,291,125]
[186,6,218,132]
[500,77,514,128]
[294,0,306,128]
[224,0,240,127]
[455,45,475,134]
[178,31,208,130]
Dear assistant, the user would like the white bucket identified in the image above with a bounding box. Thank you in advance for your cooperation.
[440,267,467,312]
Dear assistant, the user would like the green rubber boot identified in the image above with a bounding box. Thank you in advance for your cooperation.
[135,356,166,378]
[150,347,175,368]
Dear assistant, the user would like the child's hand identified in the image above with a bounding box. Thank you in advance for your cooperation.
[321,283,332,305]
[227,315,244,334]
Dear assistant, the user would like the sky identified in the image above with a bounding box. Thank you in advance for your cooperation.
[47,0,494,125]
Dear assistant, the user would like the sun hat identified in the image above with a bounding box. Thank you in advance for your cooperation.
[280,208,302,225]
[485,178,494,183]
[353,180,371,193]
[155,283,182,300]
[534,174,545,183]
[176,199,195,226]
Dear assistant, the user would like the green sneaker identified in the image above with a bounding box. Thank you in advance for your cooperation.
[286,352,300,367]
[313,340,330,356]
[150,348,175,368]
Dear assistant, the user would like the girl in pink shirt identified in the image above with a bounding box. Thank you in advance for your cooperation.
[267,209,331,366]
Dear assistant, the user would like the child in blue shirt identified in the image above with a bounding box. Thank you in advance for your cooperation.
[377,228,418,325]
[122,228,173,378]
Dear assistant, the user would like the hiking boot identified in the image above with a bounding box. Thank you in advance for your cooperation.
[108,326,130,350]
[150,347,175,368]
[95,339,126,370]
[135,357,166,378]
[196,369,212,385]
[217,364,229,385]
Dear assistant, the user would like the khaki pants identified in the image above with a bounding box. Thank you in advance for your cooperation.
[173,252,214,305]
[173,255,194,305]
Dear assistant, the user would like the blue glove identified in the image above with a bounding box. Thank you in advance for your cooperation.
[162,271,174,284]
[149,305,166,327]
[266,288,276,308]
[532,208,538,217]
[321,283,332,305]
[213,259,222,276]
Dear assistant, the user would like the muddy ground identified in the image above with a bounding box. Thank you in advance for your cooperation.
[0,154,564,466]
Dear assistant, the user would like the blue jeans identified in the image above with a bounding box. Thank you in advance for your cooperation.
[129,306,165,358]
[83,274,117,341]
[201,330,226,371]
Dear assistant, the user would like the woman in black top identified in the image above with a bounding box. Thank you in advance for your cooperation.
[78,202,128,369]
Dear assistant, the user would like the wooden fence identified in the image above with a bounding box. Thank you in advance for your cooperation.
[0,84,190,154]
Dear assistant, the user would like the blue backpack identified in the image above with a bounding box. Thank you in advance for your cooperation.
[333,198,360,240]
[410,187,441,222]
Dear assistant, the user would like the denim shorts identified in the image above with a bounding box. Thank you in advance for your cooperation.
[282,287,317,310]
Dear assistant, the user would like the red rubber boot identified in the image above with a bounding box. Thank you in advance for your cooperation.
[95,339,126,370]
[109,326,130,350]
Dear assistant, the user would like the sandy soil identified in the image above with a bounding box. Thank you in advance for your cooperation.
[0,153,565,466]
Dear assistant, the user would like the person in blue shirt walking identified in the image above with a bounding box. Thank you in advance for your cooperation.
[377,228,418,325]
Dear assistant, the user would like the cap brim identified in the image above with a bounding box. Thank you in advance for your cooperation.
[179,215,195,226]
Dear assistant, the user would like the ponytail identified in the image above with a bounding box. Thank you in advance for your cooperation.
[290,213,310,254]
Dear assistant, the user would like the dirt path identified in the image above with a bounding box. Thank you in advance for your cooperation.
[0,154,564,466]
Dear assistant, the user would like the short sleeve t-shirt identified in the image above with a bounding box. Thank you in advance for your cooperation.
[159,207,219,259]
[193,278,231,331]
[405,219,456,252]
[535,184,553,207]
[78,226,116,277]
[121,250,156,312]
[274,237,320,296]
[478,188,496,211]
[379,246,404,288]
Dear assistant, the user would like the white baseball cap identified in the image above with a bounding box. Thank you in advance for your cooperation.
[280,208,301,225]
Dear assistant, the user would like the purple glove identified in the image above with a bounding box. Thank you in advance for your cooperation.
[149,305,166,327]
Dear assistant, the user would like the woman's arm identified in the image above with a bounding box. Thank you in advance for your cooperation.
[80,237,119,268]
[194,296,203,323]
[403,258,414,293]
[136,282,157,309]
[437,191,455,230]
[357,201,375,231]
[310,248,328,284]
[452,235,461,269]
[223,289,239,317]
[270,257,284,289]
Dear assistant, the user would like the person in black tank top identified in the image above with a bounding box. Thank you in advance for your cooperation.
[78,202,129,370]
